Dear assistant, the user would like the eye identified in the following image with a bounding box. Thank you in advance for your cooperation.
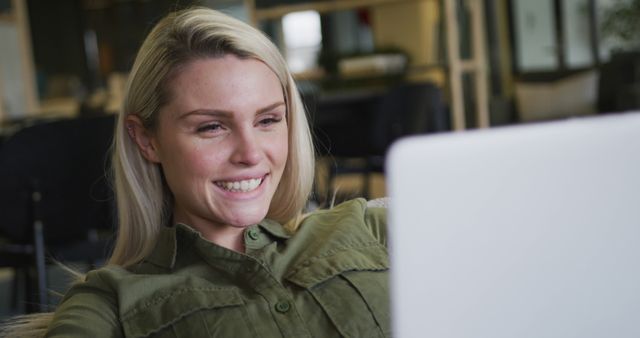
[196,123,223,133]
[258,116,283,127]
[260,117,280,126]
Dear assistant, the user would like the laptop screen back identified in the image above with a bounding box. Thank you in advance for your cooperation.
[387,113,640,338]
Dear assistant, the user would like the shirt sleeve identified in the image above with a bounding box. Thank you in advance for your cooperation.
[364,200,388,247]
[45,271,123,338]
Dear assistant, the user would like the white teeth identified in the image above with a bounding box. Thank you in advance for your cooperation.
[216,178,262,192]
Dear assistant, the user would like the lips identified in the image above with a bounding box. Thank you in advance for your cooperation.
[214,177,263,193]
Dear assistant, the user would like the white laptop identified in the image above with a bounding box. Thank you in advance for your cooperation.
[386,113,640,338]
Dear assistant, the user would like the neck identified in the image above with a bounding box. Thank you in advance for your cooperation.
[173,212,246,252]
[198,226,245,252]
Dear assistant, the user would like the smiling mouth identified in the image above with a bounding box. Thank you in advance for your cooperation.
[214,177,264,193]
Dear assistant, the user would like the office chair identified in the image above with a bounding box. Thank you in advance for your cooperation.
[322,81,447,200]
[0,114,116,313]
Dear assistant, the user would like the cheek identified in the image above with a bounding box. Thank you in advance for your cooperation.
[270,130,289,167]
[184,146,224,177]
[163,142,223,181]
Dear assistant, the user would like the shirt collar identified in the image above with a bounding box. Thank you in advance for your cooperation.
[143,219,290,269]
[144,225,179,269]
[259,219,291,240]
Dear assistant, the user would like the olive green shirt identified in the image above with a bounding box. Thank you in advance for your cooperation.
[45,198,390,338]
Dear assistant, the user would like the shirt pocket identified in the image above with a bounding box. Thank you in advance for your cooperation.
[121,287,257,338]
[286,244,391,338]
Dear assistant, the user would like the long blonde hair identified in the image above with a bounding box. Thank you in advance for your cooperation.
[0,7,315,337]
[110,7,315,266]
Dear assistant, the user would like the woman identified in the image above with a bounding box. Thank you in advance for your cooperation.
[8,7,389,338]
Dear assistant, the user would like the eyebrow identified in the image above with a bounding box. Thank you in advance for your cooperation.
[179,102,286,119]
[259,102,286,114]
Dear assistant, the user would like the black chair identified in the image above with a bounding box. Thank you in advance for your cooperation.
[315,81,447,200]
[598,51,640,113]
[0,114,116,313]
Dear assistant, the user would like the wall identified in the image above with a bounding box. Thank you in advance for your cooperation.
[370,0,445,85]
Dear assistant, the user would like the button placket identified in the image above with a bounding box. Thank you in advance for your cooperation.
[275,300,291,313]
[247,228,260,240]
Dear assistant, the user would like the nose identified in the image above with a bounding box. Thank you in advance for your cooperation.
[230,128,263,166]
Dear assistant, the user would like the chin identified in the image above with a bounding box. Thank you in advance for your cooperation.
[224,208,269,227]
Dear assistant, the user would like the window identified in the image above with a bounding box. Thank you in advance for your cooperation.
[509,0,621,75]
[282,10,322,73]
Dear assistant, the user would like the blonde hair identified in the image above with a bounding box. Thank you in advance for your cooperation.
[110,7,315,266]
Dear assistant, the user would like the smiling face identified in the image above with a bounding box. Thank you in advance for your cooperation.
[136,55,288,246]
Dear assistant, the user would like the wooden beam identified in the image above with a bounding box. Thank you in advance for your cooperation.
[460,60,477,72]
[0,62,4,122]
[13,0,38,115]
[444,0,466,130]
[255,0,419,20]
[469,0,490,128]
[244,0,258,26]
[0,10,13,121]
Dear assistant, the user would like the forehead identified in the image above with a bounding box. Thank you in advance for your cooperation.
[162,55,285,115]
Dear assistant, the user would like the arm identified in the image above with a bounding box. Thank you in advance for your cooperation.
[45,271,123,338]
[365,198,388,247]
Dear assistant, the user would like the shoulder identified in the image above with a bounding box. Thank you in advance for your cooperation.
[300,198,388,246]
[50,265,233,337]
[56,265,128,302]
[287,198,387,265]
[364,198,389,246]
[283,198,389,293]
[52,265,130,315]
[46,266,127,337]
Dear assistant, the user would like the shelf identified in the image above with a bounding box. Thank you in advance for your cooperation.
[0,13,15,23]
[248,0,489,130]
[254,0,418,20]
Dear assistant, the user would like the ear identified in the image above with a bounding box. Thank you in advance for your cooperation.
[125,115,161,163]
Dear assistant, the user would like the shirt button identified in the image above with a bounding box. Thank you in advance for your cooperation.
[247,228,260,240]
[275,300,290,313]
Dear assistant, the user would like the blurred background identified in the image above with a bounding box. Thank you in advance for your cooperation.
[0,0,639,318]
